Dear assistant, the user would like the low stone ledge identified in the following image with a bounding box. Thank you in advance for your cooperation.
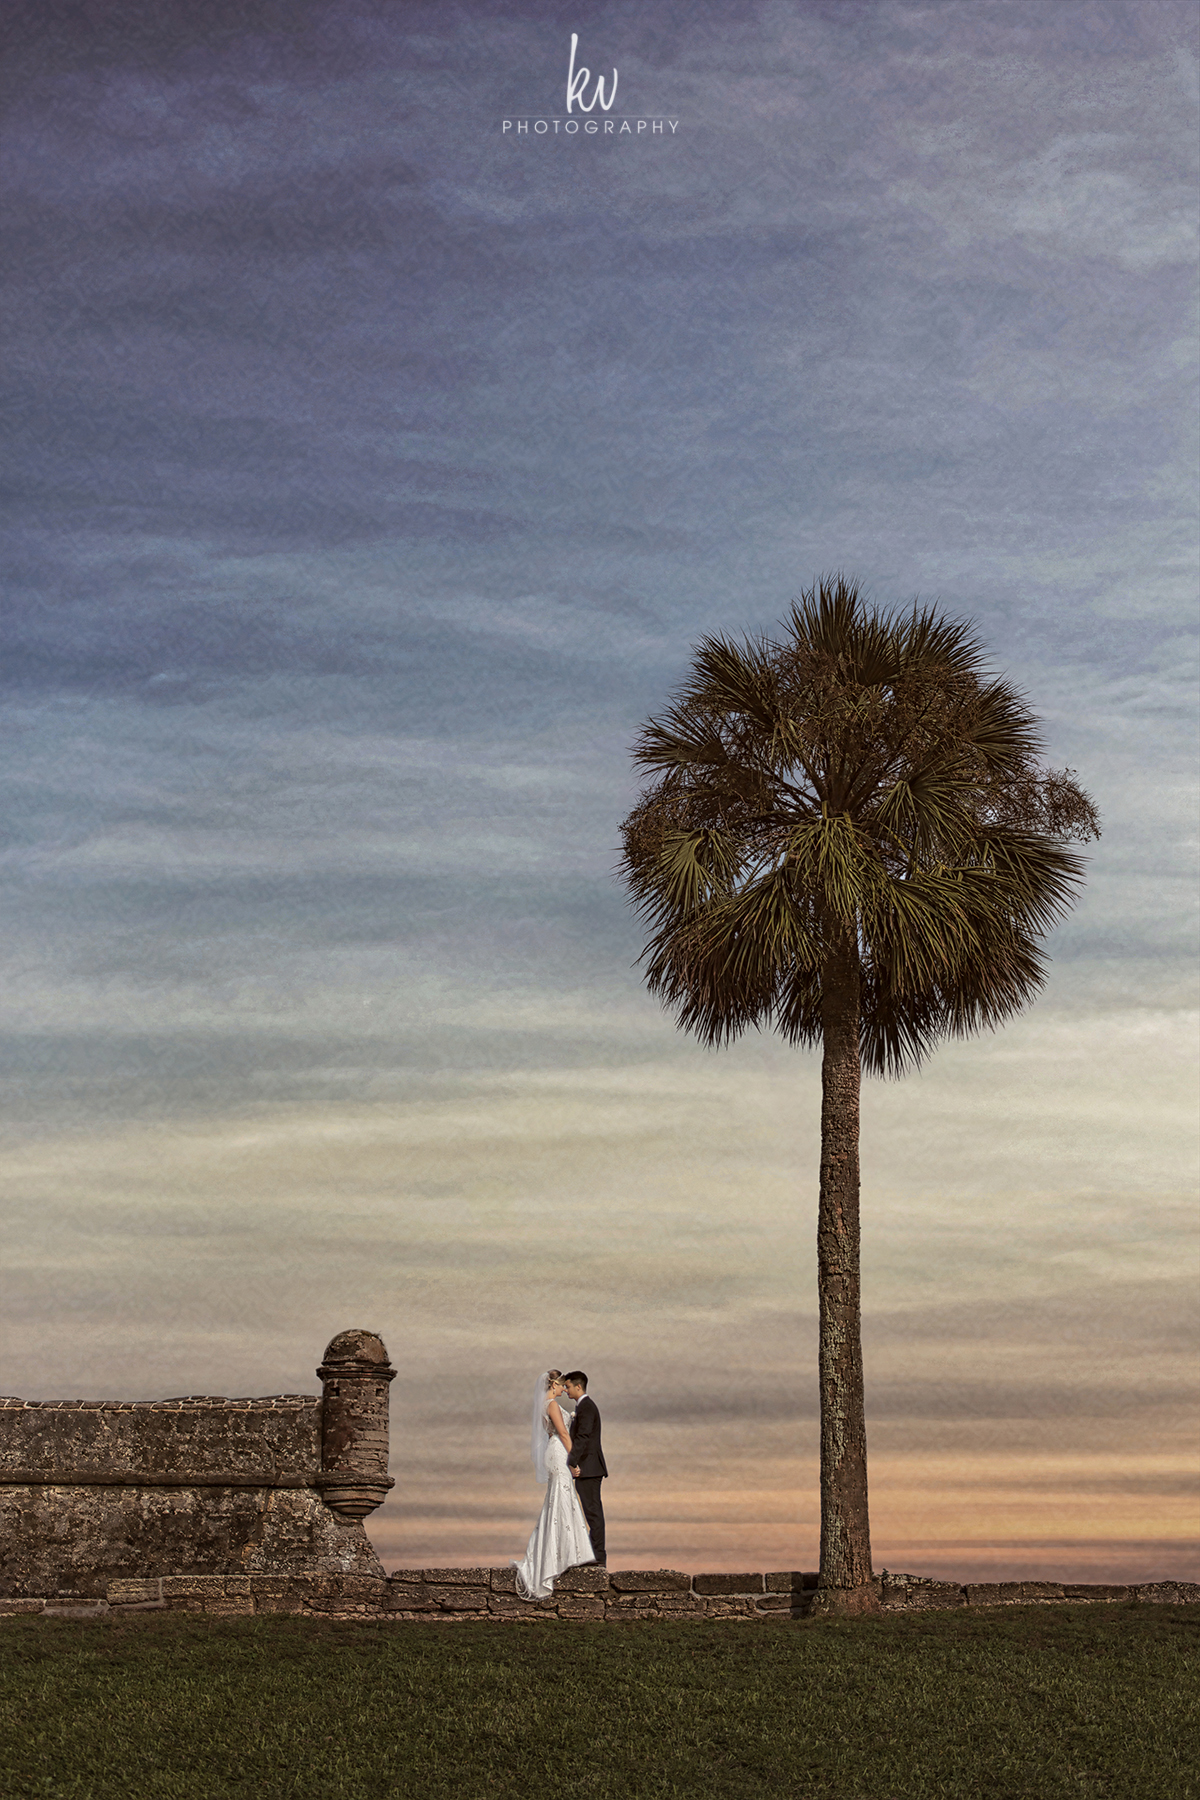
[964,1582,1024,1606]
[964,1581,1074,1607]
[881,1576,965,1611]
[1133,1582,1200,1604]
[4,1569,1198,1623]
[694,1573,763,1596]
[607,1569,690,1594]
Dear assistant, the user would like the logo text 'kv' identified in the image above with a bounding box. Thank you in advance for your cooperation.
[566,34,617,113]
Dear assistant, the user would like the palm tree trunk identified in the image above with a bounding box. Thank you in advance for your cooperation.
[816,926,874,1599]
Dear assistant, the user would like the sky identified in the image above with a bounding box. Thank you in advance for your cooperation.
[1,0,1196,1581]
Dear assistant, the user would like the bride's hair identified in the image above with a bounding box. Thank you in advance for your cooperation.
[545,1369,564,1388]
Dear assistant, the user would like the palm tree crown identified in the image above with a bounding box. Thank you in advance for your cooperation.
[621,577,1099,1073]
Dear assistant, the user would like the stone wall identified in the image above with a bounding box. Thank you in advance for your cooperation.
[0,1329,395,1598]
[4,1329,1195,1620]
[4,1567,1196,1623]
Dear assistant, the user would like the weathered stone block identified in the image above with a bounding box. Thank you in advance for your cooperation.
[382,1583,434,1610]
[1134,1582,1200,1604]
[490,1567,519,1593]
[882,1575,966,1611]
[1063,1584,1132,1603]
[1020,1583,1066,1602]
[107,1578,163,1604]
[247,1577,289,1599]
[756,1591,807,1612]
[694,1573,763,1595]
[389,1569,427,1586]
[280,1576,322,1602]
[423,1567,490,1585]
[965,1582,1024,1606]
[765,1571,819,1592]
[701,1597,757,1618]
[161,1575,230,1597]
[555,1596,606,1619]
[608,1591,702,1614]
[607,1569,690,1593]
[909,1585,965,1610]
[554,1567,610,1594]
[431,1587,490,1612]
[203,1597,255,1616]
[489,1592,553,1615]
[0,1598,46,1614]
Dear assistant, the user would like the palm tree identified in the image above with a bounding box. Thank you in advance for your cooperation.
[619,576,1100,1610]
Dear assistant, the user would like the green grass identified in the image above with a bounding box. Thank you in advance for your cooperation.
[1,1606,1196,1799]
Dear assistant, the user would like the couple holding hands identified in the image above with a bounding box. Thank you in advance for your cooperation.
[513,1369,607,1601]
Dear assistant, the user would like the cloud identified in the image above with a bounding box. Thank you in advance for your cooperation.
[0,0,1194,1575]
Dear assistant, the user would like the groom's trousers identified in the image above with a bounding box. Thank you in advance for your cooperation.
[574,1477,606,1562]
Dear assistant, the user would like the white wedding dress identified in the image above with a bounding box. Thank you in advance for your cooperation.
[513,1406,596,1599]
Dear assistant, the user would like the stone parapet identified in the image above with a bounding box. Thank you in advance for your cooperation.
[3,1569,1196,1624]
[0,1395,321,1485]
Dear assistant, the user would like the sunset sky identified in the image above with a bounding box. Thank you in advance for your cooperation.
[2,0,1196,1580]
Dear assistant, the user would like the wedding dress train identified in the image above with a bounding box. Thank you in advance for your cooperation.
[513,1411,596,1600]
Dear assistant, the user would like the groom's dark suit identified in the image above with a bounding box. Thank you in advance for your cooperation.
[569,1394,607,1563]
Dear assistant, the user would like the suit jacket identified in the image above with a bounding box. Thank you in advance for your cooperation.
[568,1395,607,1479]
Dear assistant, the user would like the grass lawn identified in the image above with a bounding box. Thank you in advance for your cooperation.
[1,1604,1196,1799]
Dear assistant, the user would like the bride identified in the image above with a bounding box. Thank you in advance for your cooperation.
[512,1368,596,1599]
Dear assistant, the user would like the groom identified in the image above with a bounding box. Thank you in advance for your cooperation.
[563,1370,607,1566]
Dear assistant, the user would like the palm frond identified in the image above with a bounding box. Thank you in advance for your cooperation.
[636,826,742,922]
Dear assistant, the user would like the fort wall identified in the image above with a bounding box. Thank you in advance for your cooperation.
[3,1329,1195,1620]
[0,1329,395,1598]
